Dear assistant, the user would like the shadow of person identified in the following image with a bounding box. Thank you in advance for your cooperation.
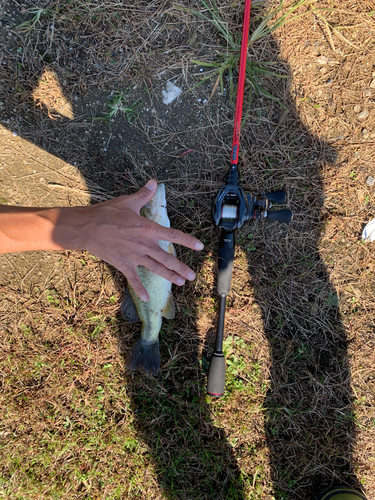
[0,6,246,500]
[0,2,366,499]
[238,85,362,498]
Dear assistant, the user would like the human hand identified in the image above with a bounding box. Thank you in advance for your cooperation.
[73,179,204,302]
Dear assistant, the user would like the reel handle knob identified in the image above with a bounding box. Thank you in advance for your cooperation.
[265,191,286,204]
[267,209,293,224]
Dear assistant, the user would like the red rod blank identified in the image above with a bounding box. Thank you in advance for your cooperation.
[231,0,252,166]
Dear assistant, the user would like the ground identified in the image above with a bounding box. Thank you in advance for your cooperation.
[0,1,375,499]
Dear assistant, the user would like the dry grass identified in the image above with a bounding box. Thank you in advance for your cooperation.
[0,0,375,498]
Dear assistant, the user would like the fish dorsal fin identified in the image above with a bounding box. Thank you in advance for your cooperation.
[162,293,175,320]
[121,289,140,323]
[168,242,176,257]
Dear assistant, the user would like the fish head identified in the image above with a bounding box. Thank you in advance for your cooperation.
[141,183,170,227]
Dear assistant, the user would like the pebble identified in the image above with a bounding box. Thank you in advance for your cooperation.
[354,104,361,113]
[365,89,372,97]
[366,176,375,187]
[358,109,369,120]
[362,128,369,138]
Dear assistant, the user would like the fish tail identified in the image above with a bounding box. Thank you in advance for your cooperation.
[125,338,160,376]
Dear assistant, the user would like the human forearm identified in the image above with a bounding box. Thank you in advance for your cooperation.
[0,206,61,253]
[0,180,204,301]
[0,203,96,254]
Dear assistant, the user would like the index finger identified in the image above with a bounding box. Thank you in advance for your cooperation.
[156,226,204,251]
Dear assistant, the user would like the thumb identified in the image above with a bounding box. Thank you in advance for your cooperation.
[130,179,157,212]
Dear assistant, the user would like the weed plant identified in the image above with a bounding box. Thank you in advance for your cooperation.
[102,90,141,122]
[189,0,307,104]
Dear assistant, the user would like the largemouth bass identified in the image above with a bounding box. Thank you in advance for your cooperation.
[122,183,175,376]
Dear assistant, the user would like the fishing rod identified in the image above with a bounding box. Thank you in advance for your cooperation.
[207,0,293,397]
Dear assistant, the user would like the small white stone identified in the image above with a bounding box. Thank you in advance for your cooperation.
[354,104,361,113]
[362,218,375,241]
[359,109,369,120]
[366,176,375,186]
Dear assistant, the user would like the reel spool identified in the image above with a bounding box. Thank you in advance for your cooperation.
[221,204,238,220]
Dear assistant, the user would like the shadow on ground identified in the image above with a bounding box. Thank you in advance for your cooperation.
[0,2,365,499]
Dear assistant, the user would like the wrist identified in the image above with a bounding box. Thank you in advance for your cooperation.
[52,206,88,250]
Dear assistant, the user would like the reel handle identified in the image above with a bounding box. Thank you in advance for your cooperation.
[265,190,287,204]
[266,209,293,224]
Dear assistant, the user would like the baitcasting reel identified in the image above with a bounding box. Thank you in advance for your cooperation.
[212,183,293,231]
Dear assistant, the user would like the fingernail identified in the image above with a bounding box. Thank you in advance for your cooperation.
[145,179,157,190]
[177,277,185,286]
[141,294,148,302]
[195,242,204,250]
[187,272,196,281]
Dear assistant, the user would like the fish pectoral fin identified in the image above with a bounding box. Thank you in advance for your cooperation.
[168,242,177,257]
[162,293,175,320]
[121,289,140,323]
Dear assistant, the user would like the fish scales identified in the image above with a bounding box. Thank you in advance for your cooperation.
[122,183,175,376]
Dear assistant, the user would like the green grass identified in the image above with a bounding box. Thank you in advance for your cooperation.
[189,0,308,104]
[17,7,53,34]
[100,90,141,122]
